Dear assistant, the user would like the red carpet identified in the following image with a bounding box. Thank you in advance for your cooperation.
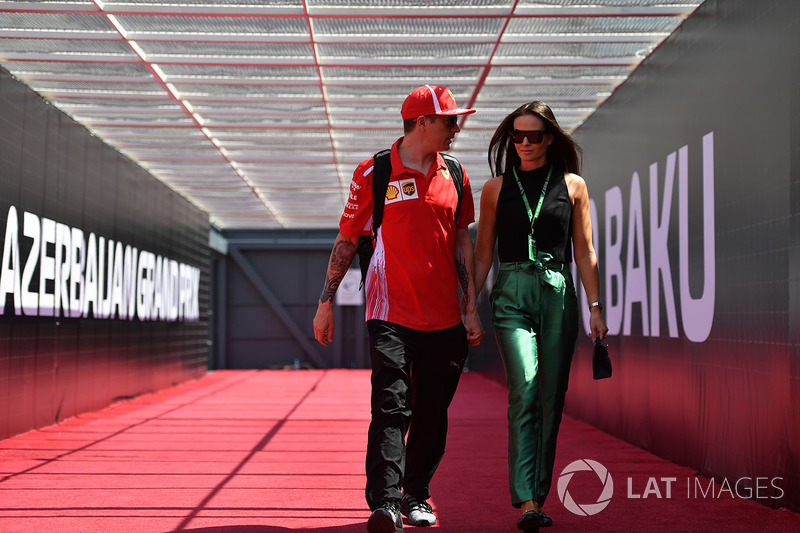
[0,369,797,532]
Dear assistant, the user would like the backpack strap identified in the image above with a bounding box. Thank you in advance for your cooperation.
[441,153,464,226]
[370,149,392,236]
[355,149,391,289]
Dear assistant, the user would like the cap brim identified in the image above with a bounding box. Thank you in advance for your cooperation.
[435,108,476,116]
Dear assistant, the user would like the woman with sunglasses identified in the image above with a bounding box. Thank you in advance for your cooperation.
[473,101,608,532]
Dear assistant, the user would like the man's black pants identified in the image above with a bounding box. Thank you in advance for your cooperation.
[365,319,468,510]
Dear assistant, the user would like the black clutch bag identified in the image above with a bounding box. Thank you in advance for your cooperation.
[592,335,612,380]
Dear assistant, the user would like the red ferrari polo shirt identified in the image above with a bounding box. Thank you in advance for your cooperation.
[339,138,475,331]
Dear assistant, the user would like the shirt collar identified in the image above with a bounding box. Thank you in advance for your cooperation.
[391,137,447,179]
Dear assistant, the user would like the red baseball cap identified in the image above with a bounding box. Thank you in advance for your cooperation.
[401,85,476,120]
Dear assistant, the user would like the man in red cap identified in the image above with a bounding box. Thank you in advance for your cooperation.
[313,85,484,532]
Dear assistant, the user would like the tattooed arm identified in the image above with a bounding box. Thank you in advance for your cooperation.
[313,233,358,346]
[455,227,484,346]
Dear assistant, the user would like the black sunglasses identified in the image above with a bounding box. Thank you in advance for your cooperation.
[427,115,459,127]
[509,129,547,144]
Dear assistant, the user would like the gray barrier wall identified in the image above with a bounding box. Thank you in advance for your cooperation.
[563,0,799,512]
[0,67,210,440]
[209,228,499,373]
[210,229,367,370]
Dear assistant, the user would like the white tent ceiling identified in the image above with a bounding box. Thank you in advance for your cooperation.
[0,0,703,230]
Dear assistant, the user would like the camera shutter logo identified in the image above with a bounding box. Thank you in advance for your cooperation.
[557,459,614,516]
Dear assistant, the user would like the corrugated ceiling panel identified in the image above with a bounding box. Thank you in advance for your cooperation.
[0,0,703,228]
[0,61,151,77]
[313,17,505,38]
[0,37,133,55]
[477,84,611,100]
[108,0,303,6]
[517,0,694,6]
[158,65,319,79]
[321,66,483,83]
[172,85,323,99]
[26,80,167,94]
[506,15,685,35]
[115,14,309,34]
[325,85,472,101]
[495,42,656,59]
[317,43,494,62]
[137,41,314,59]
[488,65,635,78]
[0,12,115,31]
[309,0,511,7]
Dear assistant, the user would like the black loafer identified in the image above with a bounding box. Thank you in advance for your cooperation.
[517,510,540,532]
[537,510,553,527]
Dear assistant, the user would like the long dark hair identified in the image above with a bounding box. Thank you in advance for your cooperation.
[488,101,582,177]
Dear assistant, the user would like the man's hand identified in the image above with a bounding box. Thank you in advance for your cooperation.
[454,227,483,346]
[312,233,358,346]
[313,301,335,346]
[463,310,485,347]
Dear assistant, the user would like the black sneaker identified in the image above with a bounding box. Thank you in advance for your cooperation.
[400,494,436,527]
[367,500,403,533]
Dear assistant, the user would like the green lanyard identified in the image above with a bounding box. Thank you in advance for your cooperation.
[512,164,552,261]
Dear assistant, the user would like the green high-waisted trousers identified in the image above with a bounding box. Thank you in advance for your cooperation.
[490,254,578,508]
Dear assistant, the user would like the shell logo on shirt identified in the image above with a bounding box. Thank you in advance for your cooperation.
[386,185,400,201]
[385,179,419,204]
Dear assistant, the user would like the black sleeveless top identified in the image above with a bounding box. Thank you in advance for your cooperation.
[496,163,573,263]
